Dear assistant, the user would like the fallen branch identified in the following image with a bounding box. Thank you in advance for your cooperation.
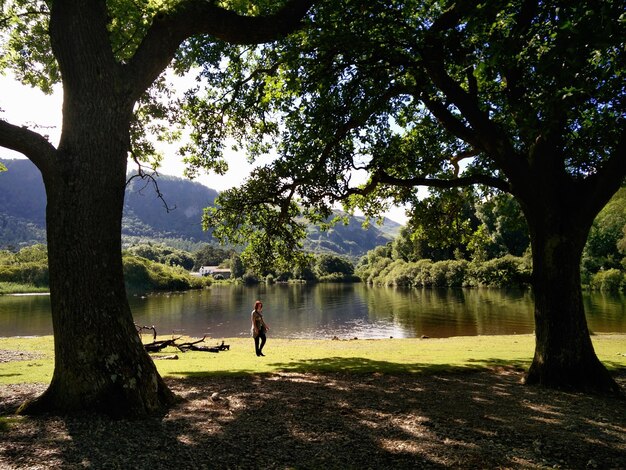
[141,333,231,353]
[176,335,209,351]
[177,337,231,353]
[135,323,157,341]
[144,336,182,353]
[151,354,179,360]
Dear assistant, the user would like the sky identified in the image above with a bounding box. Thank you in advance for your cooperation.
[0,72,408,224]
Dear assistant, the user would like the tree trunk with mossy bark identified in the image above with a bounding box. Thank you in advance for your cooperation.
[520,178,621,395]
[18,85,177,415]
[2,0,313,416]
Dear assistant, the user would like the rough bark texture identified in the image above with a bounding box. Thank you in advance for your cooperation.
[520,181,621,395]
[10,0,312,417]
[15,1,176,415]
[18,92,176,416]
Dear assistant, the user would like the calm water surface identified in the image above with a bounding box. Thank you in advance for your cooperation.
[1,284,625,339]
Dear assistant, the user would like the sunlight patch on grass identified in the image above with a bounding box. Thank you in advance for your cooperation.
[0,416,23,432]
[1,334,624,384]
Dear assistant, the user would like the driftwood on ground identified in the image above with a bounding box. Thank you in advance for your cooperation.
[151,354,179,360]
[136,325,231,353]
[176,337,230,353]
[135,324,157,341]
[144,337,182,353]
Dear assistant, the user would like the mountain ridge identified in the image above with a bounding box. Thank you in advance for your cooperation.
[0,158,401,257]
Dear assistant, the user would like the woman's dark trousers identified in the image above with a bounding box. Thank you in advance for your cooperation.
[254,333,266,356]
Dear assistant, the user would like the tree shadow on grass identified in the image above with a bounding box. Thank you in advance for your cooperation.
[268,356,533,375]
[1,364,625,469]
[172,356,533,378]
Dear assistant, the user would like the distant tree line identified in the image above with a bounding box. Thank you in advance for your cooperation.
[357,188,626,291]
[0,244,49,287]
[0,244,210,293]
[1,187,623,292]
[0,242,359,291]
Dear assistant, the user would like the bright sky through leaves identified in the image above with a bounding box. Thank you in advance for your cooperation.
[0,73,409,223]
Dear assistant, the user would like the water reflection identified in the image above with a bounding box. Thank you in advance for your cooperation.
[0,294,52,336]
[583,291,626,333]
[358,287,537,338]
[0,285,625,339]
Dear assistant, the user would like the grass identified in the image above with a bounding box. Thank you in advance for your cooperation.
[0,283,49,295]
[1,334,625,385]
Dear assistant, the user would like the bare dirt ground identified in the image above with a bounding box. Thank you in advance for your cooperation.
[1,368,625,470]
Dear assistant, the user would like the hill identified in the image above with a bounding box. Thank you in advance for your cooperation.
[0,158,400,257]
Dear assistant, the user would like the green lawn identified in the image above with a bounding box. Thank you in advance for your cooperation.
[2,334,625,384]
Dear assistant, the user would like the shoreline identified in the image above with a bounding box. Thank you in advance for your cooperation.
[2,331,626,339]
[6,292,50,296]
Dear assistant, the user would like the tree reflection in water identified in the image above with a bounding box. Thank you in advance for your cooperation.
[2,285,624,339]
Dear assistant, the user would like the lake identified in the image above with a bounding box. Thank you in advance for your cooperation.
[1,284,625,339]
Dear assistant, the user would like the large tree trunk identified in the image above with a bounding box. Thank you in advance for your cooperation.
[18,93,176,416]
[5,0,313,417]
[523,201,621,395]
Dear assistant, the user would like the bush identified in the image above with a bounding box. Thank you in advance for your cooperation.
[122,256,153,292]
[355,257,392,284]
[189,275,212,289]
[0,282,48,294]
[0,261,49,287]
[318,273,360,283]
[430,260,468,287]
[364,258,471,288]
[123,255,201,292]
[430,261,447,287]
[381,260,418,287]
[444,260,469,287]
[413,259,434,287]
[242,271,260,285]
[15,244,48,263]
[20,262,49,286]
[469,255,531,287]
[590,269,625,292]
[315,254,354,277]
[127,243,195,270]
[293,264,316,281]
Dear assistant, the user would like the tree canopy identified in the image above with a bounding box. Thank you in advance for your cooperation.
[193,0,625,393]
[1,0,624,412]
[196,0,624,264]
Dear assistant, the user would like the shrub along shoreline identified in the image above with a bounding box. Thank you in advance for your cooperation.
[0,282,48,294]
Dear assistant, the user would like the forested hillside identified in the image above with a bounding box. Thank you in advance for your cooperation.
[0,158,399,256]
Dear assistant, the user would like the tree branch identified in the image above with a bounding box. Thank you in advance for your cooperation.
[581,125,626,216]
[0,119,57,173]
[127,154,177,213]
[349,169,512,198]
[125,0,314,98]
[0,7,49,28]
[420,12,530,184]
[422,50,509,158]
[421,96,483,151]
[503,0,539,102]
[307,81,411,180]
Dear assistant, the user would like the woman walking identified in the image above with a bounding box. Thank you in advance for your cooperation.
[251,300,269,356]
